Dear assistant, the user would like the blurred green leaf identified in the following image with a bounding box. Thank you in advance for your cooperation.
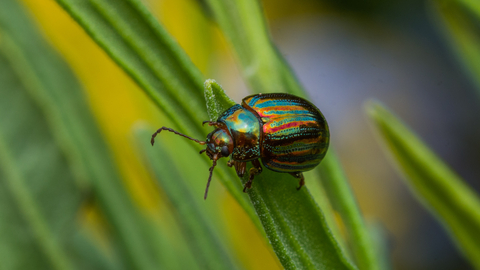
[56,0,205,132]
[0,2,115,269]
[367,223,392,270]
[204,81,355,270]
[69,229,120,270]
[136,127,240,270]
[367,101,480,269]
[144,214,201,270]
[0,33,120,269]
[0,0,165,268]
[431,0,480,94]
[53,0,255,221]
[204,0,304,97]
[318,150,381,270]
[453,0,480,20]
[0,40,78,270]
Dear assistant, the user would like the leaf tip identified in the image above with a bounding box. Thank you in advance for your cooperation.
[204,78,217,89]
[203,79,236,121]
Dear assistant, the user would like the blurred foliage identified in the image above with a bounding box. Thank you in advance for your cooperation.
[367,102,480,269]
[431,0,480,95]
[0,0,480,269]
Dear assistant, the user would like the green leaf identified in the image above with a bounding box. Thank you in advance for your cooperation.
[204,0,304,97]
[431,0,480,94]
[452,0,480,20]
[204,79,236,121]
[55,0,206,134]
[0,2,115,269]
[318,150,381,270]
[0,42,78,270]
[135,127,240,270]
[242,169,355,270]
[144,215,202,270]
[69,229,120,270]
[0,1,161,268]
[204,83,355,270]
[367,223,392,270]
[53,0,255,221]
[203,1,380,268]
[366,101,480,269]
[0,11,114,270]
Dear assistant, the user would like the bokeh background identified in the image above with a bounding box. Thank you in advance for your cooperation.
[9,0,480,269]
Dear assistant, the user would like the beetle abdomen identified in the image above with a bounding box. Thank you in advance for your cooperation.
[242,93,329,173]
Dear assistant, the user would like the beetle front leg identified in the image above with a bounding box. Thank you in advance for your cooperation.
[243,159,263,192]
[289,172,305,190]
[234,161,246,177]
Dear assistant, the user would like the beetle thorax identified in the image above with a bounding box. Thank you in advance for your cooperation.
[205,128,234,159]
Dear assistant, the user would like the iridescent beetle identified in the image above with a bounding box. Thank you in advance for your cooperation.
[151,93,329,199]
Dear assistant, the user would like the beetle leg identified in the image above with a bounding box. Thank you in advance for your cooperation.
[234,161,246,177]
[227,159,234,167]
[243,159,263,192]
[289,172,305,190]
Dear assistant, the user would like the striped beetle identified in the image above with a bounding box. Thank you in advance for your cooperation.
[151,93,329,199]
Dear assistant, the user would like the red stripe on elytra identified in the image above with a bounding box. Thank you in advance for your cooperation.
[265,120,317,133]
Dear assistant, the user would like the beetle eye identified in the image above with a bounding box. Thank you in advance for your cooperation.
[220,145,230,157]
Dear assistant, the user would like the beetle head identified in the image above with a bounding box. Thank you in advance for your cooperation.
[197,127,233,200]
[150,124,234,200]
[205,128,234,159]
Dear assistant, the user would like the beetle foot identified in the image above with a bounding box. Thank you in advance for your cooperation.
[296,176,305,190]
[243,160,263,193]
[243,181,252,193]
[289,172,305,190]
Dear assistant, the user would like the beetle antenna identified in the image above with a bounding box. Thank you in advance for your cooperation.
[151,127,206,146]
[202,121,223,128]
[204,154,218,200]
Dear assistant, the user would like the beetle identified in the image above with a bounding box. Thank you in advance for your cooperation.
[151,93,329,199]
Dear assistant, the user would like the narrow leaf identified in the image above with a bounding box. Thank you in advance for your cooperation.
[55,0,206,135]
[53,0,255,219]
[136,127,240,270]
[203,0,378,268]
[431,0,480,94]
[205,84,355,270]
[318,150,381,270]
[204,0,304,96]
[453,0,480,21]
[0,1,114,268]
[0,1,159,268]
[242,169,356,270]
[367,101,480,269]
[0,49,77,269]
[204,79,236,121]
